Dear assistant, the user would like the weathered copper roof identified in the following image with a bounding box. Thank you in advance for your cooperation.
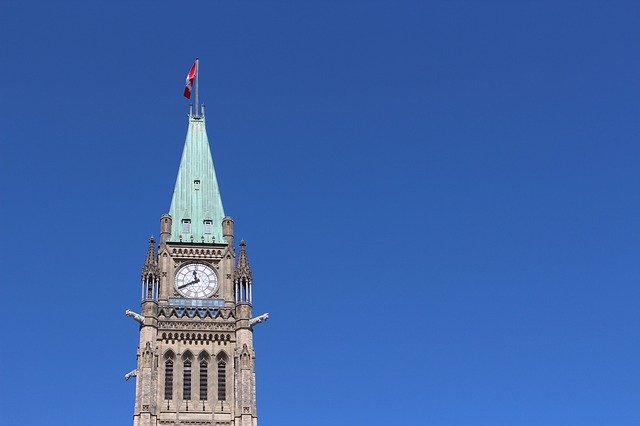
[168,110,225,243]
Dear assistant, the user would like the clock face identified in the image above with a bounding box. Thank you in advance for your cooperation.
[175,263,218,298]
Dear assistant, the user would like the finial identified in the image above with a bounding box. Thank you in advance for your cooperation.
[240,239,246,247]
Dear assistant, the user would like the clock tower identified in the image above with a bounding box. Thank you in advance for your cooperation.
[126,105,267,426]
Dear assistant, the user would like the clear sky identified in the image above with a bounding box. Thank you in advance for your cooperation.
[1,1,639,425]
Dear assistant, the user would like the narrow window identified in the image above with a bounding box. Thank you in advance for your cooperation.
[164,359,173,400]
[203,220,213,234]
[146,280,153,299]
[200,361,208,400]
[182,219,191,233]
[194,179,201,190]
[217,360,226,401]
[183,359,192,400]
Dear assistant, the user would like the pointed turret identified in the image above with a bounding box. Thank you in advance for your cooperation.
[235,240,253,281]
[168,110,225,244]
[141,236,159,301]
[141,236,159,280]
[234,240,253,303]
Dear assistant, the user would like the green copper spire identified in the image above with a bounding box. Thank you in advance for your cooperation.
[168,110,225,243]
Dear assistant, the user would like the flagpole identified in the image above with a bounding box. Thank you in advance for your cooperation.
[195,57,200,116]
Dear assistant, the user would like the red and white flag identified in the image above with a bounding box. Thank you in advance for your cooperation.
[183,61,197,99]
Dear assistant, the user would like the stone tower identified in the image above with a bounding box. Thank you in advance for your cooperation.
[126,107,267,426]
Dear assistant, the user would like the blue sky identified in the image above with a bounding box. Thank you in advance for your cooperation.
[1,1,639,425]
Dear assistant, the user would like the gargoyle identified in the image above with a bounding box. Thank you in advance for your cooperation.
[249,313,269,327]
[125,309,144,324]
[124,369,137,381]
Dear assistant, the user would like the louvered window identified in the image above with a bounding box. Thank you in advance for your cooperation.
[200,361,208,400]
[217,360,226,401]
[183,359,192,400]
[164,359,173,400]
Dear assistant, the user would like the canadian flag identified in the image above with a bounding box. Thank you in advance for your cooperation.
[183,61,196,99]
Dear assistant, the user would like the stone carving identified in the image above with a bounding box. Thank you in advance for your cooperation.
[158,306,236,320]
[171,247,223,259]
[158,321,235,330]
[125,309,144,324]
[249,313,269,327]
[142,342,153,364]
[124,369,137,381]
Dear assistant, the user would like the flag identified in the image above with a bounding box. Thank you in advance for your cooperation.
[183,61,196,99]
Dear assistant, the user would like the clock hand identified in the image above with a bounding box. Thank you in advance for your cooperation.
[178,280,195,289]
[178,277,201,289]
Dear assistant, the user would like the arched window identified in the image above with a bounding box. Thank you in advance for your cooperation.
[217,360,226,400]
[183,359,192,400]
[199,360,208,400]
[164,359,173,400]
[215,352,228,401]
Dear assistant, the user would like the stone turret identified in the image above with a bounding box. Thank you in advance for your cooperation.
[234,240,257,426]
[142,237,159,280]
[134,237,160,426]
[141,237,159,302]
[234,240,253,304]
[223,216,234,247]
[159,215,172,245]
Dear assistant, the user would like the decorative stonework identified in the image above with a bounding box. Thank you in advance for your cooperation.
[158,306,236,320]
[160,331,232,340]
[158,321,235,331]
[171,247,223,259]
[159,332,233,344]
